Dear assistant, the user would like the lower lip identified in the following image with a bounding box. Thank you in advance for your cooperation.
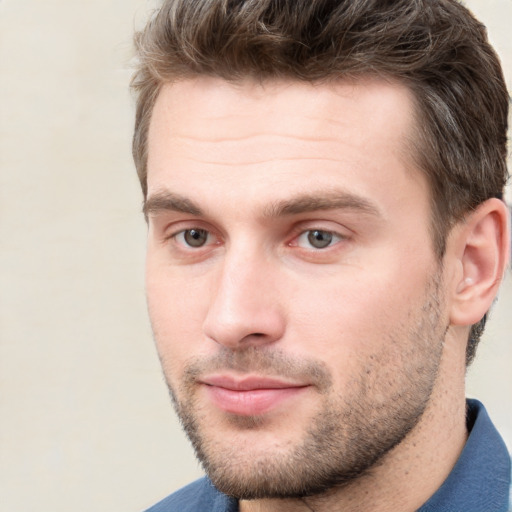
[204,385,308,416]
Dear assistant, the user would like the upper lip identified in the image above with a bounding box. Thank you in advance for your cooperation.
[200,374,309,391]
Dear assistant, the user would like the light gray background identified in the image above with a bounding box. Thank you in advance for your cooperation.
[0,1,511,511]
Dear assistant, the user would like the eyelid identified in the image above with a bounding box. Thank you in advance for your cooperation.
[288,220,351,243]
[161,218,211,238]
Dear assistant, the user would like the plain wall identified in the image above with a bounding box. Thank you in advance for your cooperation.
[0,1,511,511]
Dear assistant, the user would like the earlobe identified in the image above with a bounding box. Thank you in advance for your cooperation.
[449,198,510,326]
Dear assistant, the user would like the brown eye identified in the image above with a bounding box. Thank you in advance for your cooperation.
[183,229,209,247]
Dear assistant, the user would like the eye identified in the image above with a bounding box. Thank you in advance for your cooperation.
[296,229,342,249]
[175,228,211,248]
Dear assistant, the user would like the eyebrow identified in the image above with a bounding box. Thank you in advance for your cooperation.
[143,189,381,220]
[144,192,203,219]
[263,191,381,218]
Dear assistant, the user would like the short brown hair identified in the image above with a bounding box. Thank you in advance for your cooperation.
[131,0,509,364]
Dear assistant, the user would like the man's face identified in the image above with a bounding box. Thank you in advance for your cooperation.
[145,77,449,498]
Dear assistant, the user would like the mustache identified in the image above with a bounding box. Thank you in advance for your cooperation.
[180,346,333,391]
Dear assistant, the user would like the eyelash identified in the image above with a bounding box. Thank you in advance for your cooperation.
[168,227,346,251]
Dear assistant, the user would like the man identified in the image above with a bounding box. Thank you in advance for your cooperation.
[132,0,511,510]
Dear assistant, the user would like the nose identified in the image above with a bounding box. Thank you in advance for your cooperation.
[202,248,286,350]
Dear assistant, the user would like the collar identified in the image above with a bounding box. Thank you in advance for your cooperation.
[418,398,510,512]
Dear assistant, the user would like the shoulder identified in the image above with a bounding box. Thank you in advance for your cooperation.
[143,477,238,512]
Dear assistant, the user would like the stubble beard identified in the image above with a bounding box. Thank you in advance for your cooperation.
[160,276,446,500]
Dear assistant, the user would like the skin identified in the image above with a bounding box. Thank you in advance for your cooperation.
[144,76,508,511]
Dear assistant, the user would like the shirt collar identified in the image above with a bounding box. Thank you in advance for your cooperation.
[418,399,511,512]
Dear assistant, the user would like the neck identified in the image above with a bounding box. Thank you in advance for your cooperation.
[240,330,468,512]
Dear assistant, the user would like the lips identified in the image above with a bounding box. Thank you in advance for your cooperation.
[200,375,310,416]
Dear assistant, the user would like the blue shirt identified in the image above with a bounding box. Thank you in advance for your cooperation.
[145,399,511,511]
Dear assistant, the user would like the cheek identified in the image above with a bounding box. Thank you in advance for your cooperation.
[286,264,432,366]
[146,263,212,373]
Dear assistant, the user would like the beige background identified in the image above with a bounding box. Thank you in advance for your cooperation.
[0,1,511,511]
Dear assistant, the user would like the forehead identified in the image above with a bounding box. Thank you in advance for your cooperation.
[149,76,416,152]
[146,76,426,216]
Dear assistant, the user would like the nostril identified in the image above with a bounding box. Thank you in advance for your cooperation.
[235,332,271,346]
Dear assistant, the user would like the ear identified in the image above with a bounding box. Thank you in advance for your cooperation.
[449,198,510,326]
